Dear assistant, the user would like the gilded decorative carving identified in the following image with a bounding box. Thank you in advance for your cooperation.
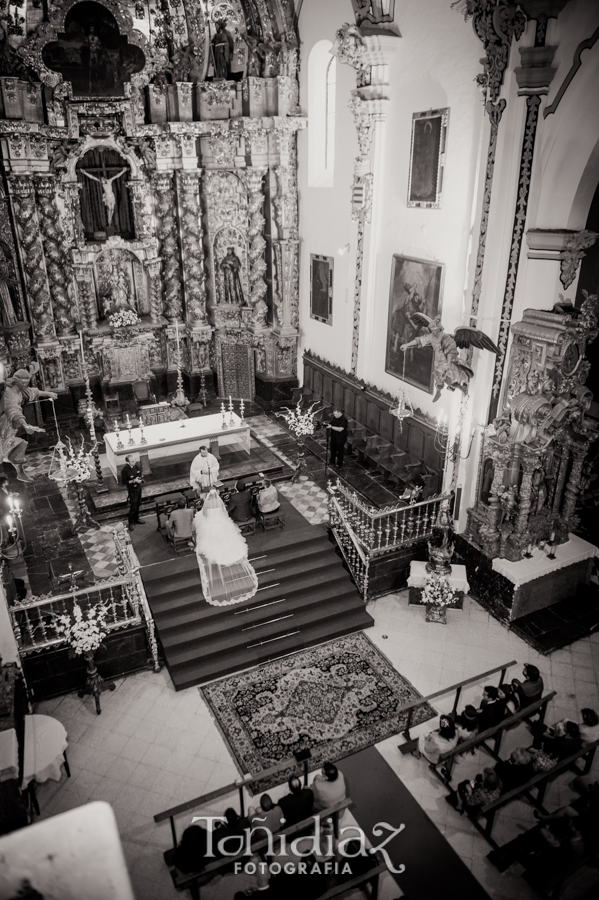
[144,257,164,324]
[559,230,599,289]
[351,217,365,375]
[9,176,56,342]
[348,94,374,158]
[73,263,97,331]
[34,175,76,336]
[489,94,541,422]
[177,171,207,325]
[245,168,268,310]
[469,99,506,326]
[0,188,26,322]
[127,179,152,240]
[272,238,299,332]
[153,172,183,322]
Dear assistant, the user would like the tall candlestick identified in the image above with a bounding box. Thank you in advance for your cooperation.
[221,402,228,430]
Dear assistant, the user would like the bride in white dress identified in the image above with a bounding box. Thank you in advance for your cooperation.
[194,489,258,607]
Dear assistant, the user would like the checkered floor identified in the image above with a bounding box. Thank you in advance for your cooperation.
[278,478,329,525]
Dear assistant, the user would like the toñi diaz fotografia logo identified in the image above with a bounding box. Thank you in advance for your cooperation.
[191,815,406,875]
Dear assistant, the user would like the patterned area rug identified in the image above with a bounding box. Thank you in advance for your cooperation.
[200,633,435,793]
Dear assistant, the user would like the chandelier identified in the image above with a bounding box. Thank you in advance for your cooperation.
[389,384,413,431]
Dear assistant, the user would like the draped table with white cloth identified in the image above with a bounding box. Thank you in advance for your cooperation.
[104,412,251,479]
[490,533,598,620]
[407,561,470,610]
[22,714,68,788]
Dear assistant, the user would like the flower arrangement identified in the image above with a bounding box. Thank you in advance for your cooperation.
[108,309,141,328]
[56,602,108,655]
[422,574,456,608]
[276,401,323,438]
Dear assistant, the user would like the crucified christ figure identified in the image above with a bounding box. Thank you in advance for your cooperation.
[82,168,127,225]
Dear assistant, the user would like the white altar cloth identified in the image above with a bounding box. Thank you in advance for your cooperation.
[491,533,598,588]
[104,412,251,479]
[407,561,471,593]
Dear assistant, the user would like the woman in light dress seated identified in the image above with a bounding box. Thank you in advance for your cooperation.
[416,714,459,764]
[194,488,258,607]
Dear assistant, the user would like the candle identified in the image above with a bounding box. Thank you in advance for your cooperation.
[229,395,232,407]
[126,414,131,428]
[6,514,12,529]
[550,530,555,542]
[526,543,532,555]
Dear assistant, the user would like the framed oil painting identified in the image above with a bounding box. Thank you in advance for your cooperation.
[310,254,333,325]
[407,108,449,209]
[385,254,444,393]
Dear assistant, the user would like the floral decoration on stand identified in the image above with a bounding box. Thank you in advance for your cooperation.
[275,401,323,483]
[56,601,115,714]
[56,601,108,656]
[108,309,141,329]
[422,573,456,624]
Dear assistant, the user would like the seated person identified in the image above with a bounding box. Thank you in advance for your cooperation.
[227,480,254,523]
[454,768,502,812]
[579,708,599,745]
[278,775,314,827]
[536,719,582,761]
[311,762,347,811]
[494,747,535,791]
[166,498,194,540]
[476,685,507,731]
[257,478,280,514]
[455,705,478,741]
[213,808,250,866]
[190,445,220,495]
[511,664,544,710]
[173,825,208,874]
[417,715,458,764]
[248,793,284,834]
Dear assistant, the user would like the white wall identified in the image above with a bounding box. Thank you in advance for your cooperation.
[297,0,483,423]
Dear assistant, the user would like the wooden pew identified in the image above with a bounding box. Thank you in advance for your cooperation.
[430,691,557,784]
[170,798,353,898]
[461,738,599,850]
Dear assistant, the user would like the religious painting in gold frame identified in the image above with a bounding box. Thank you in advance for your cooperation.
[310,254,333,325]
[407,108,449,209]
[385,254,444,394]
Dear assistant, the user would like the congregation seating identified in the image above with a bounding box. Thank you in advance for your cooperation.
[300,353,444,497]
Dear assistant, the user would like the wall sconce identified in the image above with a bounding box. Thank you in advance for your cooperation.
[352,0,396,26]
[338,243,351,256]
[1,494,26,560]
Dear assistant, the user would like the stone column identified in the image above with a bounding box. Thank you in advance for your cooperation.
[552,446,570,514]
[153,172,184,322]
[514,456,537,537]
[176,170,208,326]
[9,176,56,343]
[34,175,76,336]
[73,263,97,331]
[144,257,164,324]
[127,179,152,241]
[245,168,268,311]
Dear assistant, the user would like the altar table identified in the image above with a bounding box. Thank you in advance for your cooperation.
[407,560,470,610]
[104,413,251,479]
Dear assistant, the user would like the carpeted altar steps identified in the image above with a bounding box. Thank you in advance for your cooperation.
[141,525,374,690]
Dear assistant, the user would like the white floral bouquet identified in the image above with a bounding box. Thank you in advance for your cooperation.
[276,401,323,438]
[422,574,456,608]
[108,309,141,328]
[56,602,108,655]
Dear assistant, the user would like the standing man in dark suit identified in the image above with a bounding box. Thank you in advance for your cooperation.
[227,480,253,523]
[121,455,145,532]
[327,409,348,469]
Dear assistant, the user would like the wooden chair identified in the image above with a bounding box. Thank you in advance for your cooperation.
[363,435,386,467]
[257,509,286,531]
[104,392,120,416]
[236,517,256,536]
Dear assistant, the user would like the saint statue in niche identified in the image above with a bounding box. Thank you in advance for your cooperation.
[105,266,134,313]
[81,167,127,225]
[220,247,245,306]
[211,21,233,79]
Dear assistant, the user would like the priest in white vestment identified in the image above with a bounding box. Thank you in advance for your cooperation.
[190,445,220,494]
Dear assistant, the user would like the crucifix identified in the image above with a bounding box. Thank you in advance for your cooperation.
[82,167,127,225]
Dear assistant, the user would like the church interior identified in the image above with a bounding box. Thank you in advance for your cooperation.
[1,1,599,898]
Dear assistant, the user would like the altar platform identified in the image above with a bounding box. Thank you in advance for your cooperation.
[104,412,250,479]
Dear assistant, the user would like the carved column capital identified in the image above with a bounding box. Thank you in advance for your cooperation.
[560,230,599,289]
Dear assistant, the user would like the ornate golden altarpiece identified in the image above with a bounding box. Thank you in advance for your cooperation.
[0,0,303,402]
[466,295,598,563]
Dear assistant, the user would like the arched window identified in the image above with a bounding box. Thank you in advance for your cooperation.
[308,40,336,187]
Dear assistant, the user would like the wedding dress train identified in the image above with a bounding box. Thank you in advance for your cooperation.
[194,489,258,607]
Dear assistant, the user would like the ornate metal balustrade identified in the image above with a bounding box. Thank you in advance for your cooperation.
[328,482,451,599]
[9,528,160,672]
